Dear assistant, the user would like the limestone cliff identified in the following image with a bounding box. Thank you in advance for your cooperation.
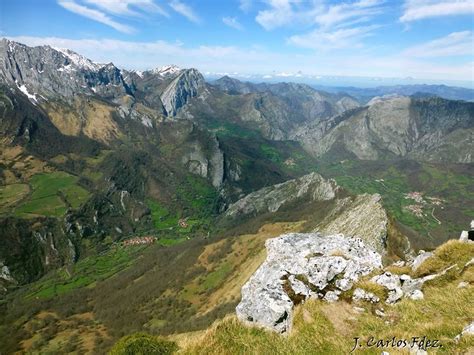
[224,172,338,219]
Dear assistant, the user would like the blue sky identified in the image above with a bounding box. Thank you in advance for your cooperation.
[1,0,473,86]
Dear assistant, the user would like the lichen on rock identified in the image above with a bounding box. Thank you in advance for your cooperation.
[236,232,382,333]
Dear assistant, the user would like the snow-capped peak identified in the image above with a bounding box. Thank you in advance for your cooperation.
[53,47,103,71]
[152,65,181,76]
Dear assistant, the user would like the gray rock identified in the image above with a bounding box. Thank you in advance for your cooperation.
[372,272,403,304]
[412,251,433,271]
[458,281,469,288]
[236,233,382,333]
[460,230,469,241]
[181,135,224,187]
[315,193,388,254]
[372,272,401,291]
[0,39,131,102]
[462,322,474,336]
[225,172,337,219]
[323,290,341,302]
[454,322,474,342]
[352,288,380,303]
[409,289,424,300]
[160,68,205,116]
[386,288,404,304]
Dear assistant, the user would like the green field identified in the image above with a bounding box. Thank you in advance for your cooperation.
[26,245,144,299]
[14,172,90,217]
[0,183,30,212]
[316,160,473,246]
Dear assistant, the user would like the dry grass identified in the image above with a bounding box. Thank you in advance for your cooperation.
[45,98,121,143]
[20,311,111,354]
[413,240,474,278]
[179,221,306,316]
[178,239,474,354]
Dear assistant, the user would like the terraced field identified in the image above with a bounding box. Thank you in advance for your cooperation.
[12,172,90,218]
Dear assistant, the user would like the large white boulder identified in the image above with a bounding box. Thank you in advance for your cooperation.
[236,232,382,333]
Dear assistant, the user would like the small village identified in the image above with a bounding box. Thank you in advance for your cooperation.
[121,219,190,247]
[403,191,445,221]
[121,236,156,247]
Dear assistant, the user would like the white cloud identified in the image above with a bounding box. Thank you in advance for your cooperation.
[83,0,169,17]
[256,0,384,51]
[315,0,385,29]
[255,0,384,31]
[400,0,474,22]
[6,35,473,82]
[255,0,296,30]
[289,25,380,50]
[222,16,243,30]
[58,0,134,33]
[239,0,252,12]
[403,31,474,57]
[169,0,201,23]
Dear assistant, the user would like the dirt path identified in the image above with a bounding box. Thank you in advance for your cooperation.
[431,208,441,225]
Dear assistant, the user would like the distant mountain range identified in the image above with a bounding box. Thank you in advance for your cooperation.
[313,84,474,103]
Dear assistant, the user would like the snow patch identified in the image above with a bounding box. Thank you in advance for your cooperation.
[53,47,103,71]
[141,116,153,127]
[17,83,38,104]
[152,64,181,77]
[133,70,143,78]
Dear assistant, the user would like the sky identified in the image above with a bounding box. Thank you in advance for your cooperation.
[1,0,473,87]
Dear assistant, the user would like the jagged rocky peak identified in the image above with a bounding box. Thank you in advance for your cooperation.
[160,68,206,116]
[151,64,182,77]
[236,233,383,333]
[51,46,103,71]
[224,172,338,219]
[213,75,255,94]
[0,38,131,101]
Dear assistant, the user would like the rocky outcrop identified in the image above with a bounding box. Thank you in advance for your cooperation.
[224,172,338,220]
[0,261,16,295]
[455,322,474,343]
[371,264,458,304]
[298,96,474,163]
[236,233,382,333]
[412,250,434,271]
[181,135,224,188]
[459,220,474,242]
[0,39,131,102]
[315,193,388,254]
[160,68,205,116]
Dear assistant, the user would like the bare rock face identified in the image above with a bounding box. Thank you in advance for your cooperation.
[0,39,131,102]
[181,135,224,188]
[0,262,16,294]
[160,68,205,116]
[315,193,388,254]
[225,172,337,219]
[236,233,382,333]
